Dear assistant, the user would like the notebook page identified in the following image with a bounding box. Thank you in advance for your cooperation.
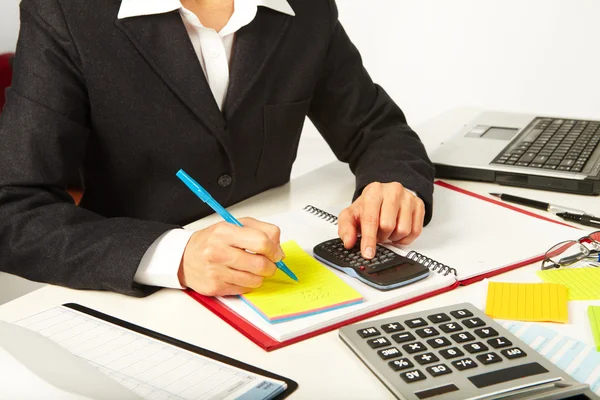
[15,307,287,400]
[392,184,581,281]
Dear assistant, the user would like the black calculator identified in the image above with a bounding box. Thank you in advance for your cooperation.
[313,238,430,290]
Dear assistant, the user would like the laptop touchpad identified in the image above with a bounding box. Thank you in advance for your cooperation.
[466,125,518,140]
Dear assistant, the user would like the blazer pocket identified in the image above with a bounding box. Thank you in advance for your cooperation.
[256,98,312,184]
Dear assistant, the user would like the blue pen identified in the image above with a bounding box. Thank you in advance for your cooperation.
[176,169,299,282]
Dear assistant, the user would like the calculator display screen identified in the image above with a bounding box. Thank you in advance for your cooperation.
[367,262,413,276]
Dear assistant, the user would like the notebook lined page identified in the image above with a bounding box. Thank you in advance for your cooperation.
[15,307,286,400]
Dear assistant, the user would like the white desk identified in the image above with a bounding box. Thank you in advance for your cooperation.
[1,107,599,399]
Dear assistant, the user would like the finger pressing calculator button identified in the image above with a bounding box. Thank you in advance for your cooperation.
[463,318,486,329]
[450,309,474,319]
[451,357,477,371]
[426,337,452,348]
[427,313,451,323]
[439,322,463,333]
[476,352,502,365]
[501,347,527,359]
[464,342,489,354]
[381,322,404,333]
[414,352,440,365]
[474,327,498,338]
[439,347,464,359]
[400,369,426,383]
[367,337,391,348]
[405,318,428,328]
[389,358,414,371]
[426,363,452,377]
[402,342,427,354]
[487,337,512,349]
[451,331,475,343]
[392,332,416,343]
[357,327,380,338]
[415,327,439,338]
[378,347,402,360]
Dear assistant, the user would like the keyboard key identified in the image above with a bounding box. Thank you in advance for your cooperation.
[367,337,391,349]
[501,347,527,359]
[439,347,465,359]
[487,337,513,349]
[427,313,450,323]
[451,332,476,343]
[462,318,486,329]
[452,357,477,371]
[426,363,452,377]
[405,318,428,328]
[400,369,426,383]
[474,327,498,338]
[378,347,402,360]
[439,322,463,333]
[357,327,380,338]
[389,358,414,371]
[392,332,416,344]
[414,352,440,365]
[464,342,489,354]
[450,309,473,319]
[416,327,440,338]
[427,337,452,348]
[476,352,502,365]
[381,322,404,333]
[402,342,427,354]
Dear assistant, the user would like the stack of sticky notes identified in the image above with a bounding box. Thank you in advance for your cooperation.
[485,281,569,323]
[537,267,600,300]
[589,306,600,352]
[240,240,364,323]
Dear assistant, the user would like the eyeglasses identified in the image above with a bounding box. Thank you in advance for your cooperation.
[541,230,600,270]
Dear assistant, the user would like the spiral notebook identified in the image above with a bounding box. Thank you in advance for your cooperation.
[186,181,581,351]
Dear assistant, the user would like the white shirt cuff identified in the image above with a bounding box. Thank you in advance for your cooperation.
[134,229,195,289]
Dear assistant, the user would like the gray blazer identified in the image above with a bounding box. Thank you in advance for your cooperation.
[0,0,435,296]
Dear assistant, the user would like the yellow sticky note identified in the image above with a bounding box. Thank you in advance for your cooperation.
[241,240,364,323]
[589,306,600,352]
[485,282,569,323]
[537,268,600,300]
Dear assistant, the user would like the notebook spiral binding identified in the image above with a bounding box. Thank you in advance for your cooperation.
[406,251,457,277]
[303,205,338,225]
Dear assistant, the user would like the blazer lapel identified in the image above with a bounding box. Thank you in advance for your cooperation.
[115,12,226,139]
[224,8,291,120]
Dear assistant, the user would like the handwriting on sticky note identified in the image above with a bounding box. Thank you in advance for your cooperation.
[485,282,569,323]
[240,240,363,323]
[537,268,600,300]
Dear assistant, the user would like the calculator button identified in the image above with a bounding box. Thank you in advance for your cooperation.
[474,327,499,338]
[427,313,450,323]
[450,309,473,319]
[415,327,439,338]
[389,358,414,371]
[439,322,463,333]
[426,363,452,377]
[378,347,402,360]
[402,342,427,354]
[400,369,427,383]
[452,357,478,371]
[414,352,440,365]
[405,318,428,328]
[392,332,416,344]
[487,337,513,349]
[357,327,380,338]
[451,332,475,343]
[462,318,486,329]
[476,352,502,365]
[367,337,391,349]
[501,347,527,359]
[381,322,404,333]
[426,337,452,348]
[439,347,465,359]
[464,342,489,354]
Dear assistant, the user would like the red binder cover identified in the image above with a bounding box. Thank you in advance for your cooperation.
[185,181,575,351]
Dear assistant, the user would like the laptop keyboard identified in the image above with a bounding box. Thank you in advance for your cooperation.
[491,118,600,172]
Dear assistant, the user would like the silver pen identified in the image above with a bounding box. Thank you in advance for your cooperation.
[490,193,592,216]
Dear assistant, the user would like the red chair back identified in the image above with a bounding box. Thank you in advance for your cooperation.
[0,53,14,113]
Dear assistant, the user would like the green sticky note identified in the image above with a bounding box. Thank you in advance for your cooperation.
[589,306,600,352]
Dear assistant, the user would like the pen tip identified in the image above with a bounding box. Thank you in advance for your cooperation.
[489,193,501,198]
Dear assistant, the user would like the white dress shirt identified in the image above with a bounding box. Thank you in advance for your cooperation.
[117,0,295,288]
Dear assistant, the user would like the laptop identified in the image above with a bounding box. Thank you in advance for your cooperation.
[430,111,600,195]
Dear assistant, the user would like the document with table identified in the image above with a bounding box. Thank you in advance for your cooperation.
[188,181,582,350]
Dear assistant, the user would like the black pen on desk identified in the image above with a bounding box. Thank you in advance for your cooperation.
[489,193,590,216]
[556,212,600,229]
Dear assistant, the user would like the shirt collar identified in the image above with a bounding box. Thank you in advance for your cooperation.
[117,0,295,20]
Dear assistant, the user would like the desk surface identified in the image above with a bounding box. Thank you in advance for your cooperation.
[1,107,599,399]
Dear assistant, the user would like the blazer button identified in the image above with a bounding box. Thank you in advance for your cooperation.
[218,174,233,188]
